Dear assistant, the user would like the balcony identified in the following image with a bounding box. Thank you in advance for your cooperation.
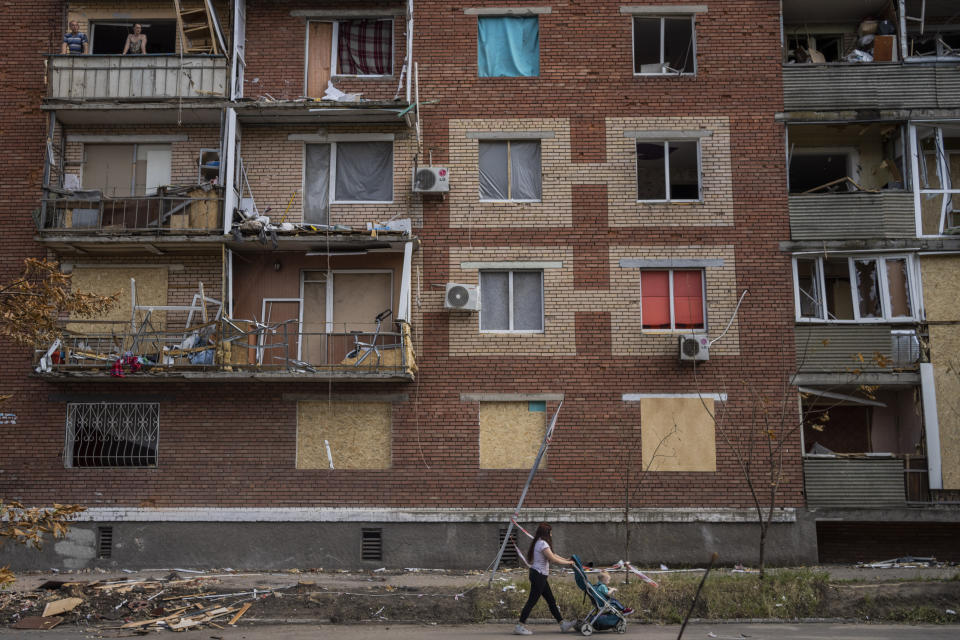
[46,54,227,101]
[795,324,922,378]
[789,192,915,240]
[34,319,417,382]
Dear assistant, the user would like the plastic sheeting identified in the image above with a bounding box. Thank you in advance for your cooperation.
[304,144,330,224]
[334,141,393,202]
[478,16,539,77]
[479,271,542,331]
[479,141,541,200]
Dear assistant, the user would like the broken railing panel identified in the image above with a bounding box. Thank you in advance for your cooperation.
[783,64,960,111]
[39,189,223,234]
[46,54,228,101]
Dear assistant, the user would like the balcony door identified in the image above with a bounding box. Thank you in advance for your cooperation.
[83,144,171,196]
[306,22,333,98]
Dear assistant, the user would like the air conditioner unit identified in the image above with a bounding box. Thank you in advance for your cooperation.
[413,166,450,193]
[679,334,710,362]
[444,283,480,311]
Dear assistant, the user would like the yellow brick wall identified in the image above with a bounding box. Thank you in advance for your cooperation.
[446,116,733,228]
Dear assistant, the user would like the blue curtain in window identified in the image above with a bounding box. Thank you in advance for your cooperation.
[478,16,539,77]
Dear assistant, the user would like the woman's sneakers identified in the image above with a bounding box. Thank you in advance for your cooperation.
[513,623,533,635]
[560,620,574,632]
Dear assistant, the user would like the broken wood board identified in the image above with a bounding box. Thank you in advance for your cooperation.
[119,606,189,628]
[228,602,252,624]
[41,597,83,617]
[12,616,62,630]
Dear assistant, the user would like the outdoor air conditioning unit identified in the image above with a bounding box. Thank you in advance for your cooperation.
[444,283,480,311]
[413,166,450,193]
[679,334,710,362]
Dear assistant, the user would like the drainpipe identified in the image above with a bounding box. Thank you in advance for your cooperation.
[406,0,413,104]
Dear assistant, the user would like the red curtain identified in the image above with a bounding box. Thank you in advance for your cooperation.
[673,270,704,329]
[641,271,670,329]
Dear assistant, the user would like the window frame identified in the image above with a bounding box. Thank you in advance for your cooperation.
[635,139,702,203]
[64,402,160,469]
[788,146,859,194]
[478,139,543,203]
[305,18,395,80]
[632,15,697,76]
[478,269,545,334]
[302,139,395,207]
[639,269,706,332]
[792,255,919,323]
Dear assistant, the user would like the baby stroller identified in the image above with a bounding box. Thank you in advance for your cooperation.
[570,555,628,636]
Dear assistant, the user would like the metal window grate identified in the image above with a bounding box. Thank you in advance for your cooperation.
[361,528,382,561]
[499,528,519,567]
[97,526,113,559]
[65,403,159,468]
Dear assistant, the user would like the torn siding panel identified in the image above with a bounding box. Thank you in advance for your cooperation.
[479,401,545,469]
[640,397,716,472]
[296,401,391,470]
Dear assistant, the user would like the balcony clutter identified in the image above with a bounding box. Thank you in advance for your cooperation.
[35,278,417,379]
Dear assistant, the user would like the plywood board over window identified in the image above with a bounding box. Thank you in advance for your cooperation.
[640,397,716,472]
[297,401,391,470]
[479,401,546,469]
[67,267,168,333]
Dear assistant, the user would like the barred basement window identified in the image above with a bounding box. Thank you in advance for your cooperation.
[65,403,159,468]
[498,528,519,567]
[361,528,383,561]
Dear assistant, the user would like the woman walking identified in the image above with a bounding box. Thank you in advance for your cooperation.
[514,523,574,635]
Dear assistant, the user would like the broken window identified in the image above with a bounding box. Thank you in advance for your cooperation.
[480,270,543,332]
[905,0,960,59]
[802,387,924,456]
[306,19,394,97]
[633,16,695,74]
[793,255,915,322]
[916,124,960,234]
[789,151,851,193]
[478,16,539,77]
[640,270,704,331]
[305,141,393,208]
[479,140,542,201]
[65,403,159,468]
[788,123,908,193]
[636,140,700,201]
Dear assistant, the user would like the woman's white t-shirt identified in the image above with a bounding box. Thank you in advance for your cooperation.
[531,539,551,576]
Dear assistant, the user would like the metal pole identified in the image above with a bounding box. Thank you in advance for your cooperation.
[489,401,563,585]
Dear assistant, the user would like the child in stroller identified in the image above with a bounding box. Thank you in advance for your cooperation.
[570,555,629,635]
[594,571,633,615]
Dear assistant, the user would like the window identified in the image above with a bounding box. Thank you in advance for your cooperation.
[640,270,704,331]
[479,401,546,468]
[480,270,543,332]
[479,140,542,201]
[789,149,855,194]
[304,141,393,221]
[83,144,171,197]
[478,16,539,77]
[90,20,177,54]
[306,19,393,97]
[793,256,916,322]
[633,16,695,75]
[65,403,159,468]
[636,140,700,201]
[916,125,960,234]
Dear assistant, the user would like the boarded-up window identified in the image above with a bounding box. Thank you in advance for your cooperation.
[479,401,545,469]
[67,267,168,332]
[297,401,391,470]
[640,397,716,472]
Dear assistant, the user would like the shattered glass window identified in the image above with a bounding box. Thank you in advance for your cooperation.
[637,140,700,201]
[854,259,883,319]
[885,258,913,318]
[796,258,823,319]
[823,258,854,321]
[634,16,694,74]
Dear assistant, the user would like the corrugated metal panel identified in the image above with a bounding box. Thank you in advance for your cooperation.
[804,459,905,507]
[783,64,960,111]
[49,55,227,100]
[789,193,915,240]
[796,325,893,372]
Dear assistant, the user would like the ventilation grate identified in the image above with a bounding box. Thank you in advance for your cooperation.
[498,528,519,567]
[361,528,382,561]
[97,526,113,559]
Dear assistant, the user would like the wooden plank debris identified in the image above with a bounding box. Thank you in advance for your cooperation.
[12,616,63,630]
[41,597,83,617]
[228,602,252,625]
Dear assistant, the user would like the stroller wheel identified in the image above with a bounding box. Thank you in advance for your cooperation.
[580,622,593,637]
[615,618,627,634]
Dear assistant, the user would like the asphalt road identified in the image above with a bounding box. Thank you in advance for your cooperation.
[3,622,959,639]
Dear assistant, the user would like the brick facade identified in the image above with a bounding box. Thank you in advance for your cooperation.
[0,0,806,568]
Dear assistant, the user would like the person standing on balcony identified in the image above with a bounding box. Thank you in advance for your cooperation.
[61,21,88,55]
[122,24,147,55]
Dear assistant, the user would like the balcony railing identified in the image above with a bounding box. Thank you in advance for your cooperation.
[789,192,916,240]
[38,189,223,234]
[34,319,416,381]
[46,54,227,101]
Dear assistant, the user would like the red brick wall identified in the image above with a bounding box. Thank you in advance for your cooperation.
[0,1,802,513]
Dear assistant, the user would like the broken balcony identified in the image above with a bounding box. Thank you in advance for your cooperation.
[788,123,914,240]
[782,0,960,111]
[802,385,935,507]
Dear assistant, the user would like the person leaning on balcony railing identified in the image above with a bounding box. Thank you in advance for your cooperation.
[122,24,147,55]
[61,21,88,55]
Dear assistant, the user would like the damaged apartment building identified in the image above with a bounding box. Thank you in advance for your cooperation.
[0,0,957,571]
[782,0,960,560]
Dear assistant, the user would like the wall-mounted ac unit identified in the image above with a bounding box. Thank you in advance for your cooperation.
[679,334,709,362]
[444,283,480,311]
[413,166,450,193]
